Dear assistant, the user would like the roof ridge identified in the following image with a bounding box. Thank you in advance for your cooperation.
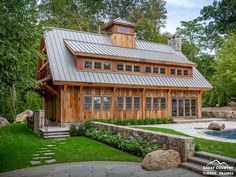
[48,26,109,37]
[64,38,177,55]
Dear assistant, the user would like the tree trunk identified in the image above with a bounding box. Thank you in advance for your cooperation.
[10,84,17,117]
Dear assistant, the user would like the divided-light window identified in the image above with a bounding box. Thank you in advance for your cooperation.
[118,26,130,34]
[126,97,132,110]
[104,96,111,110]
[104,63,111,70]
[171,68,176,75]
[117,64,124,71]
[160,68,166,74]
[117,96,124,110]
[160,98,166,109]
[177,69,182,76]
[153,98,159,109]
[94,96,102,110]
[146,97,152,109]
[145,66,152,73]
[94,62,102,69]
[84,96,92,111]
[153,67,159,74]
[184,70,188,76]
[134,97,140,110]
[134,65,140,72]
[84,61,92,69]
[126,65,132,72]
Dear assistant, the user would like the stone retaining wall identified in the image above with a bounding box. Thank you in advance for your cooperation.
[203,111,236,120]
[91,122,195,162]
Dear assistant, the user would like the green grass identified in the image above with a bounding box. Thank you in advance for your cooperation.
[0,124,140,173]
[134,126,236,159]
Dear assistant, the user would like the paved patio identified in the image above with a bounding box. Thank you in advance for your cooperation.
[138,120,236,143]
[0,162,203,177]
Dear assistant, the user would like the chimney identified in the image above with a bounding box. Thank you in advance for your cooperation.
[103,18,136,48]
[168,36,182,51]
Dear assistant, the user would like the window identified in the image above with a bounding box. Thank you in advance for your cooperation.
[94,62,102,69]
[104,63,111,70]
[126,65,132,72]
[84,61,92,69]
[134,65,140,72]
[171,68,176,75]
[160,98,166,108]
[153,98,159,109]
[94,96,102,110]
[117,64,124,71]
[145,66,152,73]
[118,26,130,34]
[104,96,111,111]
[146,97,152,109]
[177,69,182,76]
[191,99,197,116]
[153,67,159,74]
[160,68,166,74]
[84,96,92,111]
[117,96,124,111]
[183,70,188,76]
[126,97,132,110]
[178,99,184,116]
[134,97,140,110]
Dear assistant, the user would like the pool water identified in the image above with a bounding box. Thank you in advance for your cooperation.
[204,129,236,140]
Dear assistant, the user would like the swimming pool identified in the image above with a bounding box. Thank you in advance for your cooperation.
[204,129,236,140]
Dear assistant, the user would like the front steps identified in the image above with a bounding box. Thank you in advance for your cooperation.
[40,126,70,139]
[180,151,236,176]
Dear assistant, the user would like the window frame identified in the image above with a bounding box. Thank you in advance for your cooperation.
[170,68,176,75]
[94,62,102,70]
[145,97,152,109]
[177,69,183,76]
[134,97,140,110]
[94,96,102,111]
[84,60,93,69]
[117,96,124,111]
[84,96,92,111]
[125,64,132,72]
[153,97,159,109]
[160,97,166,109]
[145,66,152,74]
[153,67,159,74]
[103,96,111,111]
[118,26,130,34]
[183,70,189,76]
[103,62,111,70]
[134,65,140,72]
[160,68,166,75]
[126,96,133,110]
[116,64,124,71]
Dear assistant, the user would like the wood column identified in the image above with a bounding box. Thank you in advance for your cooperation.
[167,89,172,117]
[142,88,146,118]
[60,85,67,123]
[112,87,117,120]
[197,91,203,118]
[79,86,84,122]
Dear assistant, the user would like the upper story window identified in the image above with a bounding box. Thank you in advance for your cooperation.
[153,67,158,74]
[183,70,188,76]
[145,66,152,73]
[134,65,140,72]
[94,62,102,69]
[104,63,111,70]
[117,64,124,71]
[160,68,166,75]
[170,68,176,75]
[84,61,92,69]
[118,26,130,34]
[126,64,132,72]
[177,69,182,76]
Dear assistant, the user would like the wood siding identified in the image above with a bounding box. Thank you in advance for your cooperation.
[44,86,202,123]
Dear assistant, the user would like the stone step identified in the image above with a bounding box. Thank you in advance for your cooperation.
[195,151,236,166]
[174,118,226,124]
[43,134,70,139]
[42,131,70,135]
[180,162,204,174]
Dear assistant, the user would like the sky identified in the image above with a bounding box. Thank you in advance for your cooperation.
[161,0,214,34]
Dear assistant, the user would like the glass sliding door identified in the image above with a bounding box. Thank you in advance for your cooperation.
[172,98,197,117]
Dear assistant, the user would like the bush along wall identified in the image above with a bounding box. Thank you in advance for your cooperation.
[84,127,161,157]
[95,117,173,126]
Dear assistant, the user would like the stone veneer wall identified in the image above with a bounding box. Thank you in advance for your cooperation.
[203,111,236,120]
[91,122,195,162]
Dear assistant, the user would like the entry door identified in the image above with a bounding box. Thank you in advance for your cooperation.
[172,98,197,117]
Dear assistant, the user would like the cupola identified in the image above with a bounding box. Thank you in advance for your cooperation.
[103,17,136,48]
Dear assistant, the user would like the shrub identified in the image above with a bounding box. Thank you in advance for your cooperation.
[69,124,78,136]
[69,121,92,136]
[95,117,173,126]
[84,127,160,157]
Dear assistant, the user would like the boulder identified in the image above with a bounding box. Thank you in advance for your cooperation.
[141,149,181,171]
[15,109,33,123]
[0,116,10,128]
[208,121,225,131]
[229,101,236,107]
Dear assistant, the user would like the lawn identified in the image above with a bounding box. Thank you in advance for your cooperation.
[134,126,236,159]
[0,124,140,173]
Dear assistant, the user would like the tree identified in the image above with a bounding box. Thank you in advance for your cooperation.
[0,0,43,120]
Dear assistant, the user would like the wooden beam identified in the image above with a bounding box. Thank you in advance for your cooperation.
[142,88,146,118]
[42,83,58,96]
[38,75,52,83]
[112,87,117,120]
[197,90,203,118]
[53,81,211,91]
[167,89,172,117]
[39,61,49,71]
[79,86,84,122]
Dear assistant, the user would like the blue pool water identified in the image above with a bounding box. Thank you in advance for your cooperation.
[205,129,236,140]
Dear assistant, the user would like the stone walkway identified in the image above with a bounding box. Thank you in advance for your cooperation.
[137,121,236,143]
[30,138,66,166]
[0,162,203,177]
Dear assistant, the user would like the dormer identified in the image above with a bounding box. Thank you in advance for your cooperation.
[103,17,136,48]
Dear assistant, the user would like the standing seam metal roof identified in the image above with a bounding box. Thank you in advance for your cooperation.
[44,27,212,89]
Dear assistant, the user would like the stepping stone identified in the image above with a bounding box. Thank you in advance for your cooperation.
[32,154,40,157]
[33,156,53,160]
[46,159,56,164]
[47,144,56,147]
[40,147,47,150]
[30,161,41,166]
[59,142,66,144]
[55,138,65,141]
[44,152,55,156]
[37,150,53,153]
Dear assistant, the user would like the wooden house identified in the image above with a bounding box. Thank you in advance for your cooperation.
[36,18,212,126]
